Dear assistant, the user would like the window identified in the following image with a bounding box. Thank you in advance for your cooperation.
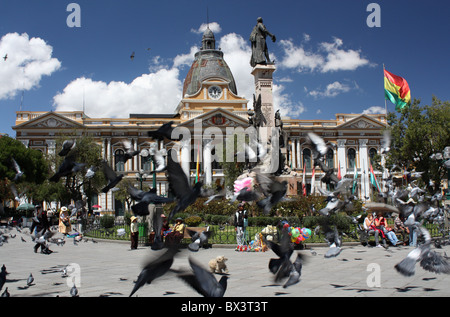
[326,148,334,168]
[114,149,126,171]
[141,154,152,172]
[347,148,356,169]
[303,148,311,170]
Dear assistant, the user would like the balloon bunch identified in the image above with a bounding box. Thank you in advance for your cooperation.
[281,220,312,244]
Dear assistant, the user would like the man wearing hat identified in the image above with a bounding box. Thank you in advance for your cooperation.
[130,216,139,250]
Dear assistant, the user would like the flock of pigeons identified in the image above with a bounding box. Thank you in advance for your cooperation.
[2,120,450,296]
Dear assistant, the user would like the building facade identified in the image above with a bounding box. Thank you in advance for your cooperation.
[12,28,387,214]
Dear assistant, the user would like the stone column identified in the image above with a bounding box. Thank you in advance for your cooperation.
[337,139,347,177]
[296,139,301,170]
[359,139,369,200]
[203,139,213,186]
[46,140,56,156]
[180,139,191,180]
[106,138,111,163]
[133,138,138,171]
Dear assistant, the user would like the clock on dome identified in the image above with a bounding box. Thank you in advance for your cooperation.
[208,85,222,100]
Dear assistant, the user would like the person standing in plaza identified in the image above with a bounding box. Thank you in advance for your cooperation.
[30,205,52,254]
[130,216,139,250]
[58,206,72,236]
[234,203,248,248]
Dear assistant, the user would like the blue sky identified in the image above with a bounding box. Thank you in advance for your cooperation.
[1,0,449,137]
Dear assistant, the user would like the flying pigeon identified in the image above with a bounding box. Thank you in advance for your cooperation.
[11,157,24,181]
[266,229,293,275]
[128,186,173,216]
[3,54,7,61]
[279,253,304,288]
[307,132,329,159]
[85,165,97,178]
[187,228,212,252]
[101,160,124,193]
[130,52,135,60]
[147,121,180,141]
[380,130,391,154]
[122,140,140,162]
[129,247,179,297]
[148,146,166,173]
[255,169,288,214]
[178,257,228,297]
[166,150,203,221]
[49,153,85,182]
[395,226,450,276]
[58,139,76,156]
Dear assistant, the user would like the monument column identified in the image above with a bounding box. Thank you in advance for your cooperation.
[251,64,276,129]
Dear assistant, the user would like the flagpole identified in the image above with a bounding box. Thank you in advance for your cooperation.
[383,64,388,116]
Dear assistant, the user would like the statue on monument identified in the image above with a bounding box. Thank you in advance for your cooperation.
[250,17,276,67]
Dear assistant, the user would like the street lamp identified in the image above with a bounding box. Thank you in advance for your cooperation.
[135,170,148,190]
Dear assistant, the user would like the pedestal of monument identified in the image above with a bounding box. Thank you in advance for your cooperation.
[251,63,276,145]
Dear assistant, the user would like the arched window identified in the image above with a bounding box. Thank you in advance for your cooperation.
[114,149,126,172]
[141,154,152,172]
[347,148,356,169]
[326,148,334,168]
[303,148,311,170]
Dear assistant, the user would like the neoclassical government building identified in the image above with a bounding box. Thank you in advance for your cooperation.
[12,28,387,214]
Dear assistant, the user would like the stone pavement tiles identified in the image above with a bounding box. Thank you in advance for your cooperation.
[1,228,450,297]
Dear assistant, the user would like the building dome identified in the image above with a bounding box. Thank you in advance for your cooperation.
[182,27,238,97]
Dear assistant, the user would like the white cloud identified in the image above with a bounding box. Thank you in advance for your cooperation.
[0,32,61,100]
[53,31,303,120]
[279,39,324,72]
[279,37,370,73]
[53,68,182,117]
[308,81,352,98]
[191,22,222,34]
[320,37,370,72]
[363,106,386,114]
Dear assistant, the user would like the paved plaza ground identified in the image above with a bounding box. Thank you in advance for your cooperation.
[1,227,450,299]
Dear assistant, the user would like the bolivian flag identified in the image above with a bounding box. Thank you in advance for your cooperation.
[384,69,411,111]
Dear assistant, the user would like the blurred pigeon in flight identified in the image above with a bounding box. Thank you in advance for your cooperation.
[166,150,203,221]
[178,257,228,297]
[11,157,24,181]
[147,121,180,141]
[49,153,85,182]
[101,160,123,193]
[255,169,288,214]
[129,247,179,297]
[187,228,212,252]
[122,140,140,162]
[307,132,329,160]
[128,186,173,216]
[380,130,391,154]
[395,226,450,276]
[58,139,76,156]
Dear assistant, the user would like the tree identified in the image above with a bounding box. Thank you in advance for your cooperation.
[0,136,48,206]
[386,96,450,193]
[46,132,105,208]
